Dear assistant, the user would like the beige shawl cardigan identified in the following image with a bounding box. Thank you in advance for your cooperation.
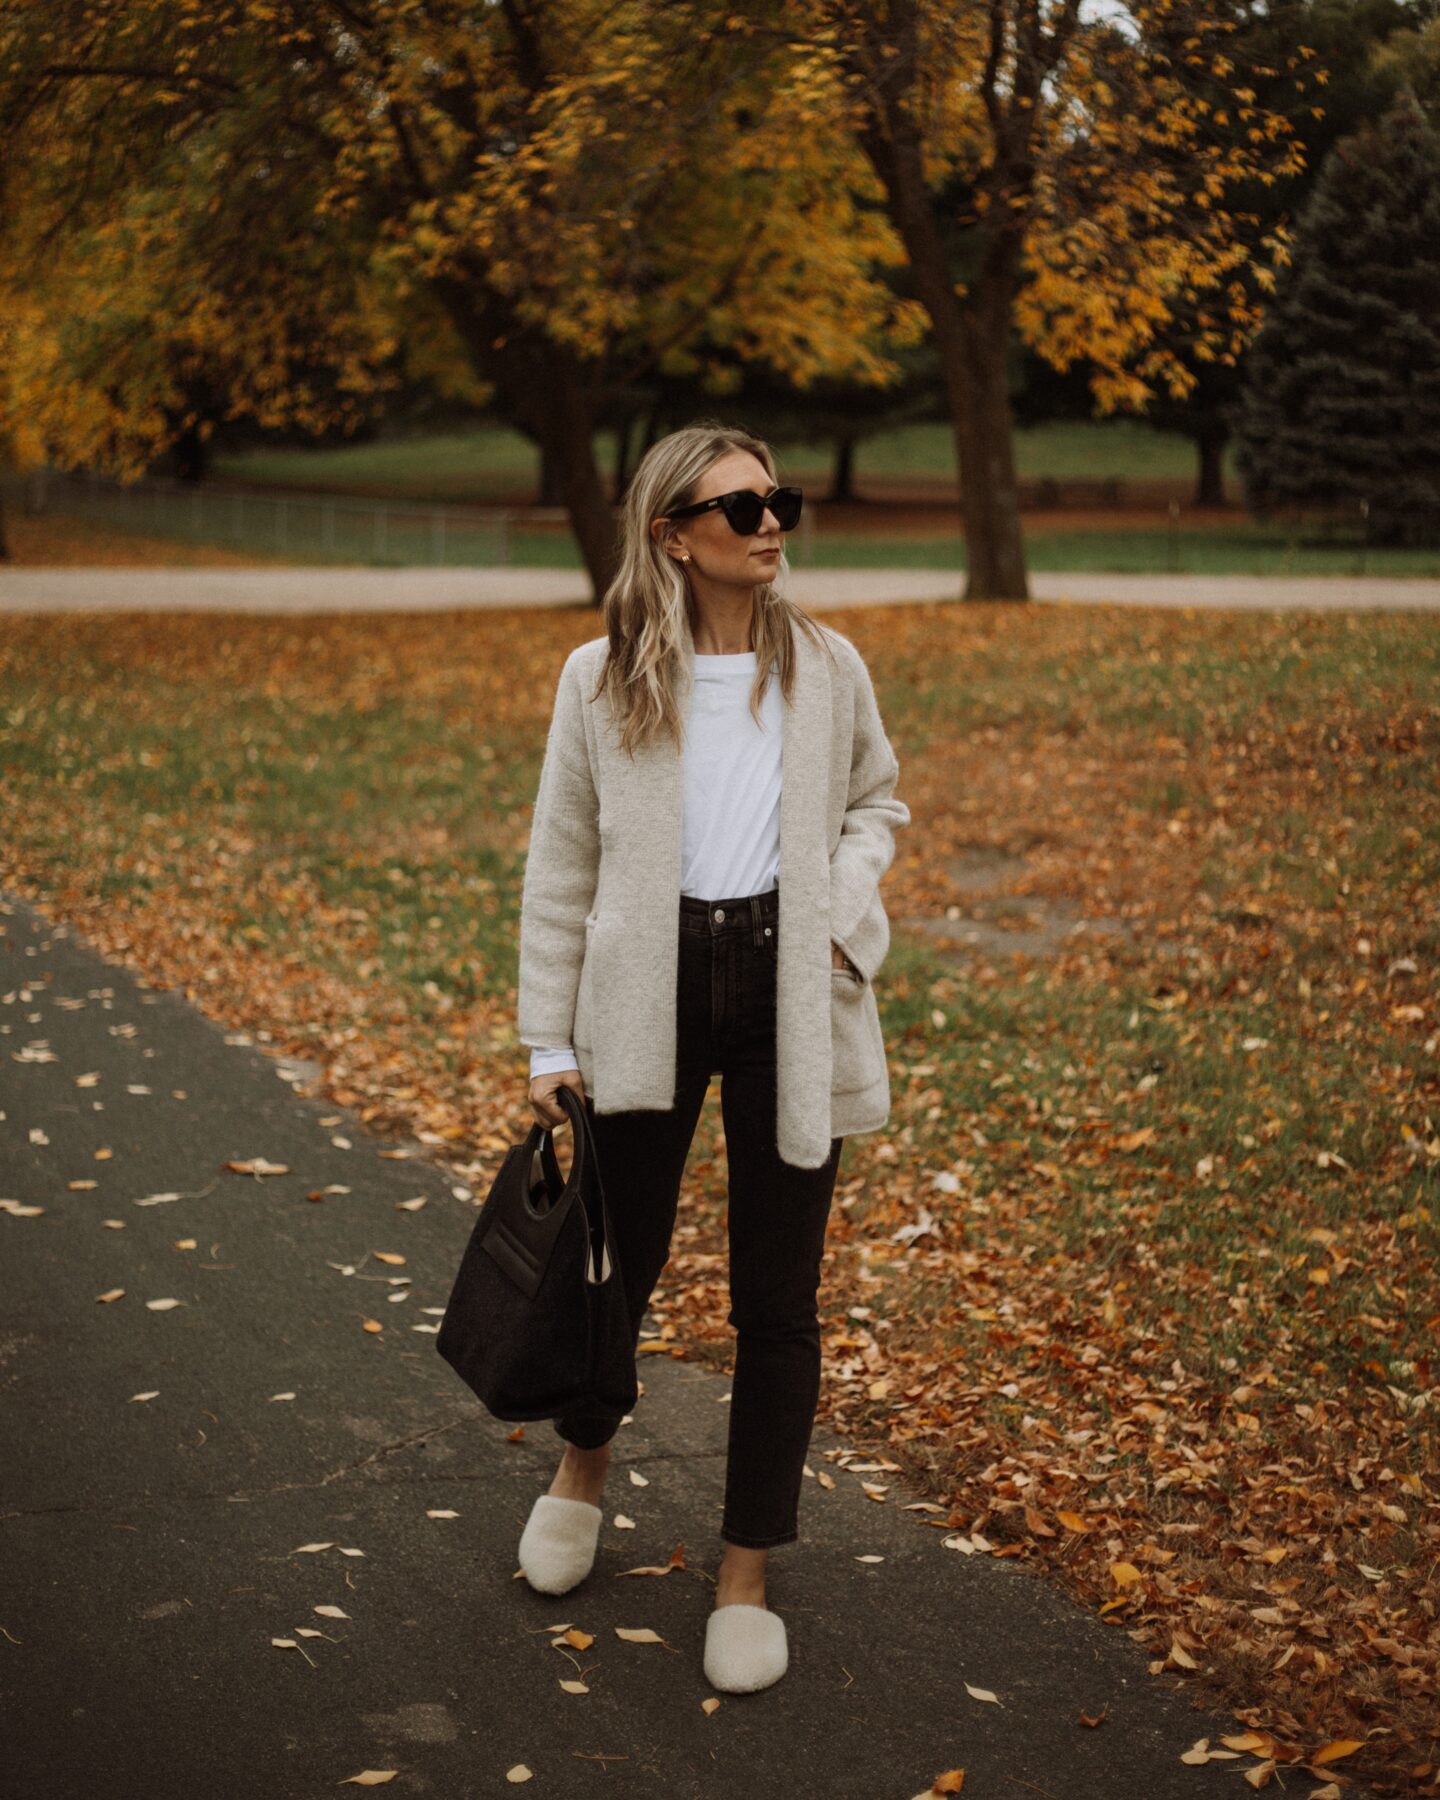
[516,610,911,1169]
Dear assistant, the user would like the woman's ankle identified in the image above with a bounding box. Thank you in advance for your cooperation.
[548,1441,611,1505]
[715,1544,769,1607]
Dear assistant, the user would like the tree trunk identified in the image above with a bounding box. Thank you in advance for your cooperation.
[952,309,1028,599]
[854,81,1030,601]
[533,403,618,602]
[612,415,636,503]
[427,276,617,601]
[1194,423,1227,507]
[172,418,208,483]
[830,436,857,502]
[537,441,565,506]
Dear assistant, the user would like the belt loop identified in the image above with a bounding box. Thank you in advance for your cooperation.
[750,891,761,948]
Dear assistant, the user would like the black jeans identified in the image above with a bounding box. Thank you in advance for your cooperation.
[554,883,844,1549]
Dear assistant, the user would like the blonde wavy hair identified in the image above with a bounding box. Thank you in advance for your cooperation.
[591,420,834,757]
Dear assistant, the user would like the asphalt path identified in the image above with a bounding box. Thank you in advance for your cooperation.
[2,563,1438,612]
[0,889,1380,1799]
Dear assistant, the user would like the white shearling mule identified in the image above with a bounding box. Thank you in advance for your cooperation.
[518,1494,603,1595]
[703,1604,789,1692]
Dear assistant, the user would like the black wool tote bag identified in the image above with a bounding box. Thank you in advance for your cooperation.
[436,1083,638,1423]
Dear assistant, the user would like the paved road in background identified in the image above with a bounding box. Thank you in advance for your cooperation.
[2,564,1438,612]
[2,887,1362,1800]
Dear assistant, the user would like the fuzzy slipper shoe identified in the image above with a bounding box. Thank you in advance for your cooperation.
[703,1603,789,1692]
[517,1494,603,1595]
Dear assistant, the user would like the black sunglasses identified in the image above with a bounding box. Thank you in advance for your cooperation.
[664,484,803,535]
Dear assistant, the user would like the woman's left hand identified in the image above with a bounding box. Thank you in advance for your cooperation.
[831,940,859,976]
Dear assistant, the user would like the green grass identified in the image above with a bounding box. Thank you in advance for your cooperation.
[211,417,1226,497]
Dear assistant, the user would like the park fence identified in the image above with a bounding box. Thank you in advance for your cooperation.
[2,468,819,569]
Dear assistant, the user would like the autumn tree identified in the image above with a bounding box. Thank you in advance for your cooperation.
[1138,0,1432,507]
[805,0,1314,599]
[0,0,919,595]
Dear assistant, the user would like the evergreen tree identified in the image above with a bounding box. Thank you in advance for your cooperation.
[1232,89,1440,545]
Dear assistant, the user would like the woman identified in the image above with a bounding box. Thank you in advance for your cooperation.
[514,421,910,1693]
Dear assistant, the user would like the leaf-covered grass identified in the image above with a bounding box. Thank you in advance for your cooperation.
[1,601,1435,1787]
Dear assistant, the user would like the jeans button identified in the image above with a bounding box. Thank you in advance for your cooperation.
[714,907,725,922]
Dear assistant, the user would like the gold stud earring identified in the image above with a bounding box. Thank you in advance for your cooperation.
[680,553,691,564]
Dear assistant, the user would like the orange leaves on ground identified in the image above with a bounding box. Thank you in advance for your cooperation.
[3,604,1435,1795]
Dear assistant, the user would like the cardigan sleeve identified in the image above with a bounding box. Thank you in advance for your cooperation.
[828,644,910,972]
[516,652,601,1050]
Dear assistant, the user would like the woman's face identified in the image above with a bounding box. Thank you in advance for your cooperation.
[653,449,785,590]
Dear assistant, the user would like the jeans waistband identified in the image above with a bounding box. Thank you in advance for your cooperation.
[679,884,779,944]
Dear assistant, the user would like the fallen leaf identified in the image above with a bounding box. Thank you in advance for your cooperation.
[339,1774,397,1787]
[313,1604,349,1619]
[701,1697,720,1715]
[293,1543,336,1555]
[224,1158,290,1178]
[361,1319,383,1333]
[855,1553,886,1563]
[96,1289,125,1303]
[614,1626,663,1643]
[504,1769,533,1785]
[963,1683,999,1704]
[558,1679,589,1694]
[426,1510,459,1520]
[1309,1740,1365,1766]
[145,1297,184,1311]
[372,1251,406,1265]
[129,1391,160,1402]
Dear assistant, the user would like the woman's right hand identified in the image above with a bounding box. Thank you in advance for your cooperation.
[529,1067,587,1131]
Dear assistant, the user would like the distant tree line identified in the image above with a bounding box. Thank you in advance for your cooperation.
[1,1,1434,587]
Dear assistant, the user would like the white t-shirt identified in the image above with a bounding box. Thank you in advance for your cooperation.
[529,649,782,1079]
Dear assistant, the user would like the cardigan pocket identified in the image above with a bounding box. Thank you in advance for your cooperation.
[829,965,887,1098]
